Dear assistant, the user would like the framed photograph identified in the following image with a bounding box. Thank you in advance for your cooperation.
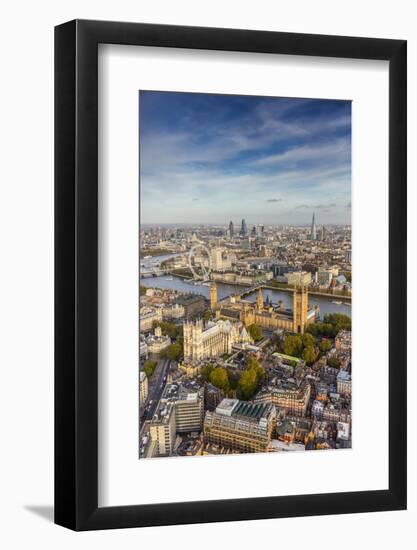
[55,20,407,531]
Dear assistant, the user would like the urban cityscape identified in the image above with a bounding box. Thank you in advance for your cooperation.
[139,91,351,459]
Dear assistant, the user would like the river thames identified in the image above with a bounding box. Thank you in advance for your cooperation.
[140,272,351,319]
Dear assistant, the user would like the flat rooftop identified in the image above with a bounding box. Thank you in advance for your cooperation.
[215,398,271,421]
[337,370,351,381]
[233,401,270,420]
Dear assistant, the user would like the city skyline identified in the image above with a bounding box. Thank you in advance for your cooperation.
[140,216,351,228]
[139,91,351,225]
[139,92,352,459]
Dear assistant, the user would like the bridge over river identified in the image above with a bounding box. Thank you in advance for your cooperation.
[140,275,351,318]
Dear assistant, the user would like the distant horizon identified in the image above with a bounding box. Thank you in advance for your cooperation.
[140,91,351,225]
[140,219,351,228]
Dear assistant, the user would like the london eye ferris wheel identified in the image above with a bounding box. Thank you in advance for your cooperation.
[188,243,212,281]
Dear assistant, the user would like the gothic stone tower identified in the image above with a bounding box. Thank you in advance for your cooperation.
[210,282,218,310]
[183,320,192,361]
[256,287,264,310]
[293,286,308,334]
[241,302,255,327]
[183,319,204,362]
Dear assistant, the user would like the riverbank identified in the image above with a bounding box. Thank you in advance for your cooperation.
[140,248,175,257]
[261,284,351,302]
[140,275,351,318]
[167,273,351,302]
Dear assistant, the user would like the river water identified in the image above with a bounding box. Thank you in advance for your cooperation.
[140,253,351,319]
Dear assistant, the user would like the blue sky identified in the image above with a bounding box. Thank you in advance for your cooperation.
[139,91,351,225]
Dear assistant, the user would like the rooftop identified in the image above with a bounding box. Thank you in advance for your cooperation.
[337,370,351,381]
[162,382,203,402]
[175,294,205,305]
[233,401,270,420]
[215,398,238,416]
[215,398,271,422]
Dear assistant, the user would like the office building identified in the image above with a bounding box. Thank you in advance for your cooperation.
[311,212,317,241]
[336,370,352,395]
[286,271,312,287]
[139,306,162,332]
[254,379,311,417]
[317,268,333,286]
[204,398,277,454]
[150,402,176,456]
[211,247,223,271]
[139,371,148,405]
[149,383,204,456]
[240,218,248,237]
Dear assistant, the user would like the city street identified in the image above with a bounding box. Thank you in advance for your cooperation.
[141,358,170,426]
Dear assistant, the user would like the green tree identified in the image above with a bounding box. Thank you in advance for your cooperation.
[209,367,230,392]
[143,360,157,378]
[319,339,332,353]
[201,364,214,382]
[306,322,338,338]
[247,355,260,370]
[236,356,265,400]
[140,285,147,296]
[237,367,258,400]
[327,355,341,369]
[176,334,184,355]
[247,355,265,382]
[228,372,240,390]
[153,320,182,339]
[302,346,318,366]
[162,343,182,361]
[305,324,319,336]
[283,335,303,357]
[248,324,263,342]
[323,313,351,333]
[302,333,315,348]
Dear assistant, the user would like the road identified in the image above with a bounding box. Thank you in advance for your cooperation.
[141,358,171,424]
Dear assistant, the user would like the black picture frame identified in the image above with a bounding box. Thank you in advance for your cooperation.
[55,19,407,531]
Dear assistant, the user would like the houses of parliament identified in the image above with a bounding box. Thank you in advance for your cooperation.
[210,281,317,335]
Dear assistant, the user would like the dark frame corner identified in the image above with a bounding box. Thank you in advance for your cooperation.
[55,19,407,531]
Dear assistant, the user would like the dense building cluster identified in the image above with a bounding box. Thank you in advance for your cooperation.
[139,216,352,458]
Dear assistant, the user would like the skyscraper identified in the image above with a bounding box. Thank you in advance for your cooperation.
[229,220,234,238]
[311,213,317,241]
[240,218,248,237]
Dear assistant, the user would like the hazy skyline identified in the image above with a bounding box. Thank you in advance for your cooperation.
[139,91,351,225]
